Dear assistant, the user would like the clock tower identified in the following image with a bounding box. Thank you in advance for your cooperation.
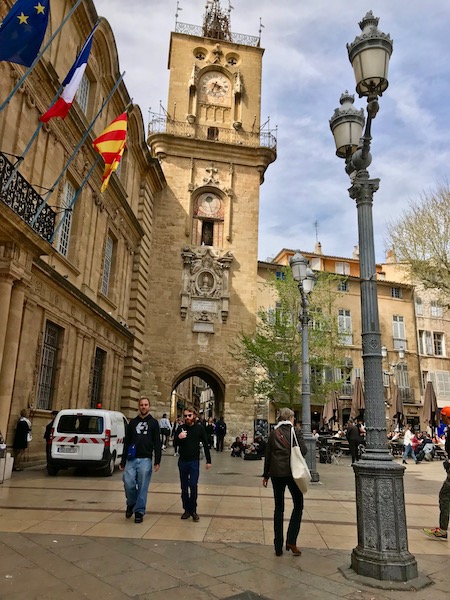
[143,1,276,435]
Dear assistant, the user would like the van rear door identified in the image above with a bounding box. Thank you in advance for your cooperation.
[54,413,105,461]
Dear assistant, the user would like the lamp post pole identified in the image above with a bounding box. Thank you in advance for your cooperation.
[290,254,319,482]
[330,12,418,584]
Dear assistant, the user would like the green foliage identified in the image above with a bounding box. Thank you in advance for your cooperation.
[385,183,450,297]
[230,267,345,410]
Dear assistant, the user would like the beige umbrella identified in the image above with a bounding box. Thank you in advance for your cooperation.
[350,377,365,420]
[322,390,339,426]
[423,380,438,431]
[392,383,404,427]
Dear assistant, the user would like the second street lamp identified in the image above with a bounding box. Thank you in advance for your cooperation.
[289,252,319,483]
[329,12,419,584]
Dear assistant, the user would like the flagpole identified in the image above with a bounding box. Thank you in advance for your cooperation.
[50,155,100,243]
[30,71,125,228]
[2,20,101,192]
[0,0,84,113]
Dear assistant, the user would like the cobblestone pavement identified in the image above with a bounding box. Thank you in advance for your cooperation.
[0,449,449,599]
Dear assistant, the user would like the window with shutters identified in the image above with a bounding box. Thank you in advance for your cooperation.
[338,309,352,345]
[37,322,62,410]
[392,315,406,350]
[90,348,107,408]
[101,234,115,296]
[56,181,76,257]
[76,72,90,114]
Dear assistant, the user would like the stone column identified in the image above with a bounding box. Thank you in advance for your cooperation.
[0,274,14,374]
[0,281,26,438]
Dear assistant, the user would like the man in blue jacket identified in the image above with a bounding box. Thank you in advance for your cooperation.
[120,397,161,523]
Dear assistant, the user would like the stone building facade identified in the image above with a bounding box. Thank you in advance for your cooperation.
[0,0,164,463]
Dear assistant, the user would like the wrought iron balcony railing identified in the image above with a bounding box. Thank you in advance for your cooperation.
[399,387,415,403]
[0,152,56,242]
[175,22,260,47]
[148,114,277,151]
[340,383,354,397]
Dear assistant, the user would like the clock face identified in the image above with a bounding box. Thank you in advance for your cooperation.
[200,72,230,104]
[197,193,222,217]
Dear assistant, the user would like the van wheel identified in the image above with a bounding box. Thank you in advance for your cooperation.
[103,453,116,477]
[47,465,59,476]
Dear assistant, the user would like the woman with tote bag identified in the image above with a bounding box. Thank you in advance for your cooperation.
[263,408,307,557]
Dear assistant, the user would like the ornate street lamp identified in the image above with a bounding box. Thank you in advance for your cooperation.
[289,252,319,482]
[330,12,419,584]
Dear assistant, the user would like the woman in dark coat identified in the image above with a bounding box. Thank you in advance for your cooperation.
[13,409,31,471]
[263,407,307,557]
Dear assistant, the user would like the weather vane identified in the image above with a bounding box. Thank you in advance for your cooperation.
[314,220,319,242]
[175,1,182,27]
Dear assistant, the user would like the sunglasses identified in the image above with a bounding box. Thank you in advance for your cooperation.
[184,413,193,418]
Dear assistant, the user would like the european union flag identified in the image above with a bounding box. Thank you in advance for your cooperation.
[0,0,50,67]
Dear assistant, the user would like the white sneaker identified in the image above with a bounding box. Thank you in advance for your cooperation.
[174,452,179,457]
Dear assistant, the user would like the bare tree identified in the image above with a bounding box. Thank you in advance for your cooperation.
[385,183,450,295]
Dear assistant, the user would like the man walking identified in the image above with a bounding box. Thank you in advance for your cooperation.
[346,419,361,464]
[215,415,227,452]
[120,397,161,523]
[175,407,211,522]
[423,406,450,540]
[159,413,172,450]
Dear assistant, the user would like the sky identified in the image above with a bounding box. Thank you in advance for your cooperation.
[94,0,450,263]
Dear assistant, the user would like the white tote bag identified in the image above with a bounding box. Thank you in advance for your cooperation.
[290,427,311,494]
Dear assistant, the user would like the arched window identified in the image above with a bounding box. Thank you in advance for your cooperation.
[192,192,224,247]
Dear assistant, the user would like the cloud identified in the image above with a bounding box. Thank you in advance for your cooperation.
[95,0,450,263]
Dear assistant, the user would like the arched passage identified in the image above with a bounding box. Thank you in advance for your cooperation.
[170,365,225,421]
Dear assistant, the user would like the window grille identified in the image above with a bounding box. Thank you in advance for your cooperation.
[37,322,61,410]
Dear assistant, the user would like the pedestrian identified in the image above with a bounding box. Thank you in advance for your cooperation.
[44,410,58,464]
[215,415,227,452]
[346,419,361,464]
[423,406,450,540]
[159,413,172,450]
[263,407,307,557]
[13,409,32,471]
[402,424,418,465]
[173,417,182,456]
[205,417,215,449]
[119,397,161,523]
[175,406,212,522]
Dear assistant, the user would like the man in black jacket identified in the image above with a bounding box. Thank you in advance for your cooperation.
[175,406,211,522]
[120,398,161,523]
[346,419,361,465]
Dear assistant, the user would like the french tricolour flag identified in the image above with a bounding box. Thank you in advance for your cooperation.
[40,24,97,123]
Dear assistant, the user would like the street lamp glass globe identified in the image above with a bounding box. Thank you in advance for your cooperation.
[289,252,308,282]
[347,12,393,98]
[329,91,365,158]
[303,268,316,294]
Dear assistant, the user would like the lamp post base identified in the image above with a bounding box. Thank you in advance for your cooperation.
[351,454,418,582]
[304,436,319,483]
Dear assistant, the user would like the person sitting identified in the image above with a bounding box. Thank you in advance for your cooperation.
[230,436,244,457]
[416,434,435,462]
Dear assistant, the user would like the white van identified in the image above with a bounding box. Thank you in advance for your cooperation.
[48,409,128,477]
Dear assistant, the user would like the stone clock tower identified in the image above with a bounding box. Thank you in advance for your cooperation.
[143,1,276,436]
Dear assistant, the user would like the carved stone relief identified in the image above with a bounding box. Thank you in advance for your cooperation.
[180,246,233,326]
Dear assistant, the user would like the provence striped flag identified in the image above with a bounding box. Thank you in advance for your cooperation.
[92,112,127,192]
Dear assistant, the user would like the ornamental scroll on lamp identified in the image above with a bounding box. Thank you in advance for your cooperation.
[180,246,233,328]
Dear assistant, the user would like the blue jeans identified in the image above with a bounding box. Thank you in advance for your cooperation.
[123,458,153,515]
[178,459,200,514]
[402,444,417,462]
